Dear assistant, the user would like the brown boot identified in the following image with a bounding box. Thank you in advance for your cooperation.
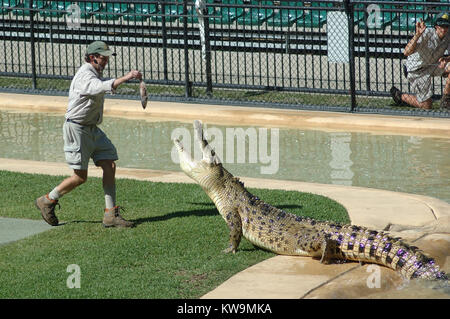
[35,194,60,226]
[440,94,450,109]
[102,206,135,228]
[390,86,405,106]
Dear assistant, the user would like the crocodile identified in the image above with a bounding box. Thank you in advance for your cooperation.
[173,120,448,281]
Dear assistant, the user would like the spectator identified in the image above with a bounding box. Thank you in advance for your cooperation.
[391,13,450,109]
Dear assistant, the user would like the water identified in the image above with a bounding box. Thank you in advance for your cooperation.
[1,110,449,204]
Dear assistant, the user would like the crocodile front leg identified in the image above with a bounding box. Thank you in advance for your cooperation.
[222,209,242,254]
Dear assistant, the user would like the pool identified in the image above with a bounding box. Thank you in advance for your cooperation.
[1,110,449,204]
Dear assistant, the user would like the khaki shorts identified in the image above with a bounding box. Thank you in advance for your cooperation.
[407,64,445,103]
[63,120,118,170]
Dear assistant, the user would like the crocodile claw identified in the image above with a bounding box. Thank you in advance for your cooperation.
[223,246,236,254]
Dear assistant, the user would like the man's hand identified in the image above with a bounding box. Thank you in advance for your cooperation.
[112,70,142,90]
[438,56,450,70]
[415,19,426,36]
[126,70,142,81]
[404,19,427,56]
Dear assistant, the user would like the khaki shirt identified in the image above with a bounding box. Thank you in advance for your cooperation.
[65,63,116,126]
[405,27,450,72]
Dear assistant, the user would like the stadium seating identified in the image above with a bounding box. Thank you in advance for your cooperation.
[151,0,183,23]
[183,0,216,24]
[94,2,131,21]
[236,0,274,26]
[40,1,71,18]
[355,0,397,30]
[1,0,445,31]
[123,2,158,22]
[78,1,102,19]
[391,0,432,31]
[266,1,304,27]
[0,0,18,14]
[296,2,329,28]
[11,0,46,16]
[209,0,244,24]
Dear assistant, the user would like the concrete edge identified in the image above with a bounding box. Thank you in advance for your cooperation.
[0,92,450,138]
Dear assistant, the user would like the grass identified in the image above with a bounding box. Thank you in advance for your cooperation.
[0,170,349,299]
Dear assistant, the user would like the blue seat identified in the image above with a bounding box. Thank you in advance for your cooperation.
[78,1,102,19]
[209,0,244,25]
[40,1,72,18]
[266,1,304,27]
[123,3,158,22]
[182,0,216,24]
[11,0,46,16]
[151,0,183,23]
[358,1,398,30]
[236,0,274,26]
[94,2,131,21]
[392,6,432,31]
[0,0,18,14]
[391,2,431,32]
[296,2,329,28]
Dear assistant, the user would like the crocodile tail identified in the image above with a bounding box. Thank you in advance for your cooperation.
[330,225,448,281]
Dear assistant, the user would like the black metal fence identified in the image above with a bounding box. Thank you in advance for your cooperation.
[0,0,449,117]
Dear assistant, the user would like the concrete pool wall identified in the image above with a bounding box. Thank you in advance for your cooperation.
[0,93,449,138]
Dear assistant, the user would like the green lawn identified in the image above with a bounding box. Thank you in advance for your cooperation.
[0,170,349,299]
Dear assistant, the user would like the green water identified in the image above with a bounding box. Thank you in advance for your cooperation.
[1,110,449,204]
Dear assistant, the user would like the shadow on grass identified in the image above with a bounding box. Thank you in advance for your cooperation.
[61,203,303,226]
[62,220,102,225]
[188,202,302,210]
[134,203,303,226]
[134,208,217,225]
[58,209,216,226]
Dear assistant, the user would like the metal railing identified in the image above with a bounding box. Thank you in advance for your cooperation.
[0,0,449,117]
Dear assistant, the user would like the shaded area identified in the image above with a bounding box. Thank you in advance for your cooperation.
[0,217,53,246]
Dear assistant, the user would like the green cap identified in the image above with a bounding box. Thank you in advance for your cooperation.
[86,41,116,56]
[435,12,450,27]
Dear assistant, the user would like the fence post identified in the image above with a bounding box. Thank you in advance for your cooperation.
[29,0,37,89]
[183,0,192,97]
[161,1,168,81]
[203,7,212,97]
[363,3,370,93]
[344,0,357,112]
